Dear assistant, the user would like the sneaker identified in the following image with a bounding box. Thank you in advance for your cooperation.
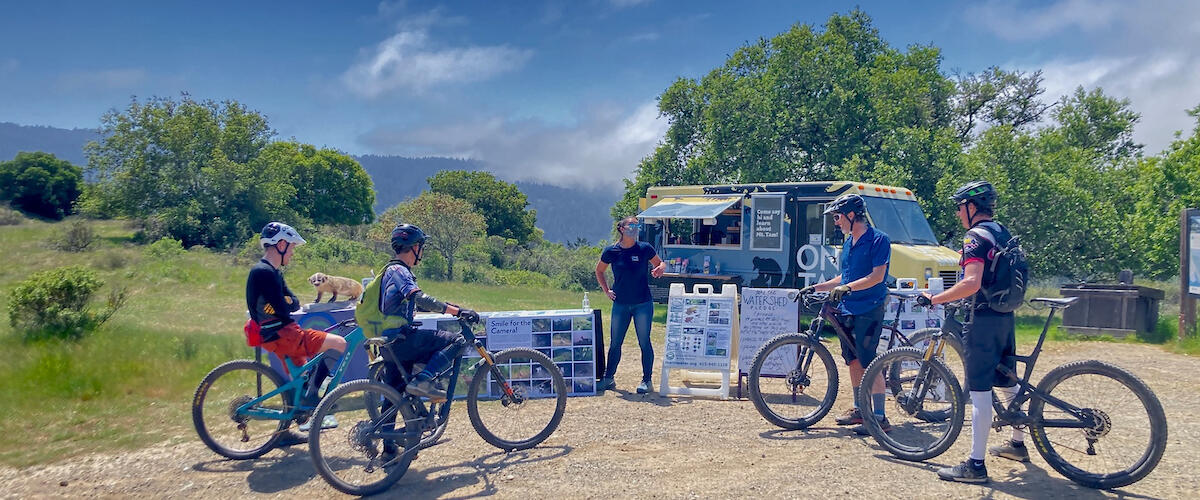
[937,460,990,484]
[274,430,308,448]
[852,416,892,435]
[380,441,399,465]
[989,440,1031,463]
[597,377,616,391]
[406,379,448,403]
[636,380,651,394]
[298,415,339,433]
[834,407,863,426]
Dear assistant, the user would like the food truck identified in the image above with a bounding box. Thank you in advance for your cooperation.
[634,181,962,302]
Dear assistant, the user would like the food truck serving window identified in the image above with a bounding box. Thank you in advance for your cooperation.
[637,195,744,247]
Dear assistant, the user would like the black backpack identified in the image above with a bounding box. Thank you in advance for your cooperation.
[968,223,1029,313]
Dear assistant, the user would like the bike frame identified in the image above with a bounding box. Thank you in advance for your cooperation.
[239,320,366,421]
[990,305,1092,430]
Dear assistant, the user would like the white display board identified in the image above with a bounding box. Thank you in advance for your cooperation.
[883,278,946,339]
[660,283,738,398]
[737,288,801,377]
[416,309,598,397]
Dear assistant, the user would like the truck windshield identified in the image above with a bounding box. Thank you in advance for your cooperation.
[862,197,939,245]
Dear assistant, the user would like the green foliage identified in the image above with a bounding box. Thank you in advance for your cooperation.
[0,151,83,220]
[144,237,187,260]
[429,170,538,244]
[8,266,123,340]
[617,9,958,219]
[256,142,375,226]
[951,67,1050,142]
[298,233,386,269]
[492,268,554,288]
[79,95,315,249]
[50,219,97,252]
[374,192,486,281]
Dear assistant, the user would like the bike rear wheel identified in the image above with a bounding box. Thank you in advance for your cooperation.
[858,347,965,461]
[309,380,420,496]
[192,360,289,460]
[747,333,839,430]
[467,348,567,451]
[1028,360,1167,489]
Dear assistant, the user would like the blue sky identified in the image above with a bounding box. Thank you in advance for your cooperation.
[2,0,1198,191]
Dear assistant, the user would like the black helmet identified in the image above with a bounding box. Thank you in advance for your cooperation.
[390,223,428,254]
[823,193,866,216]
[951,180,997,210]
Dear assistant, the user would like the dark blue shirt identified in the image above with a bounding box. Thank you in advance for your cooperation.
[838,226,891,315]
[601,242,657,305]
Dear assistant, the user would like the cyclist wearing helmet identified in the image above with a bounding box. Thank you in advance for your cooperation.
[245,222,348,429]
[919,180,1024,483]
[375,223,478,403]
[801,193,892,435]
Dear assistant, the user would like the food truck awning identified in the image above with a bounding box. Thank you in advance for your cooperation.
[637,195,743,220]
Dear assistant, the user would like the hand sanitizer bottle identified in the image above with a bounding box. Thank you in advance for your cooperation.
[582,291,590,310]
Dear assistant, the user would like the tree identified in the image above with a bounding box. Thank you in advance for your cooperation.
[1052,86,1142,163]
[0,151,82,219]
[616,9,960,219]
[951,67,1051,143]
[428,170,537,244]
[256,142,375,225]
[1124,104,1200,278]
[374,192,486,281]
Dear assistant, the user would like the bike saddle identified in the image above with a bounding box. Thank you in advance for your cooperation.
[1029,296,1079,308]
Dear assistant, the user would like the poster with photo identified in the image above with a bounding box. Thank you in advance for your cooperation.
[418,308,599,397]
[1189,213,1200,297]
[663,292,736,370]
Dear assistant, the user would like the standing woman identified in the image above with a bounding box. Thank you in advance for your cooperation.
[596,216,666,394]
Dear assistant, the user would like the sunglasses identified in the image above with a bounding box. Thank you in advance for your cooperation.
[831,214,843,222]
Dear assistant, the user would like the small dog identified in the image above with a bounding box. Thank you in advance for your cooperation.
[308,272,364,303]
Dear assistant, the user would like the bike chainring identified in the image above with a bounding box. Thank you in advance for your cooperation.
[227,395,253,424]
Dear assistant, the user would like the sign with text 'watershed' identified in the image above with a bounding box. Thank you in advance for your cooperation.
[737,288,800,376]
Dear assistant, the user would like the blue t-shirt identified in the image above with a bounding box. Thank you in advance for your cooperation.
[600,242,657,305]
[838,226,891,315]
[380,262,419,336]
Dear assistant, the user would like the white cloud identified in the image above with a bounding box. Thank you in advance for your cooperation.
[966,0,1120,41]
[55,68,146,90]
[342,29,532,98]
[359,101,669,191]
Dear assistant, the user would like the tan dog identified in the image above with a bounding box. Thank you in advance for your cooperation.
[308,272,363,303]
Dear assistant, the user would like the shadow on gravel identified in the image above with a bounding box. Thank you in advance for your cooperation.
[611,389,693,407]
[191,447,315,494]
[872,454,1164,500]
[758,427,843,441]
[381,445,574,499]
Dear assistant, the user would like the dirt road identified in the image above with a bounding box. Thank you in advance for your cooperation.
[1,341,1196,499]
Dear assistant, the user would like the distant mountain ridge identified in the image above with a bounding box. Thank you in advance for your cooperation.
[0,122,618,244]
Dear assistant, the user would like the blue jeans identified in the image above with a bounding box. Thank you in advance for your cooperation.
[605,301,655,382]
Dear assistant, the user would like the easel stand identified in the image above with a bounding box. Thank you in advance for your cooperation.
[659,283,738,400]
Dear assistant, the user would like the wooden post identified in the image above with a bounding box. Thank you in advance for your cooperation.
[1182,208,1198,341]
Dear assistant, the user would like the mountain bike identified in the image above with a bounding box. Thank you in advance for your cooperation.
[747,290,964,429]
[192,319,363,460]
[308,317,568,496]
[856,296,1167,489]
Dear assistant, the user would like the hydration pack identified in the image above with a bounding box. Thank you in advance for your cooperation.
[968,223,1029,313]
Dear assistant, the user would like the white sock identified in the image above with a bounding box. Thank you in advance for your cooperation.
[970,391,992,461]
[996,385,1025,443]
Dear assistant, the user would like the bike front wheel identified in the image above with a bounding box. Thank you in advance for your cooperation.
[1028,360,1167,489]
[858,347,965,461]
[192,360,289,460]
[747,333,839,430]
[309,380,420,496]
[467,348,568,451]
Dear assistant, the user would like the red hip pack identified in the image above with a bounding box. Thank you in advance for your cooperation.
[243,318,263,347]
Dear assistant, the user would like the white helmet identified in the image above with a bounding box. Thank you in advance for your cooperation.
[260,222,306,249]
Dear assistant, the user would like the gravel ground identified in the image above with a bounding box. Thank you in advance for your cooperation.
[1,341,1196,499]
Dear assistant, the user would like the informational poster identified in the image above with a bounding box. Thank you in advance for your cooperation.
[750,194,785,251]
[664,295,735,370]
[418,309,598,397]
[737,288,800,376]
[1189,213,1200,297]
[883,282,946,336]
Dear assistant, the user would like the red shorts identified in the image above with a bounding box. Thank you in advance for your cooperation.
[261,322,328,371]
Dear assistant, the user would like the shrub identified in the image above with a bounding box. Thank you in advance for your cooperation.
[415,251,448,280]
[50,219,97,252]
[8,266,125,340]
[493,268,553,288]
[92,250,131,271]
[302,234,385,267]
[460,263,497,285]
[0,205,23,225]
[144,237,187,260]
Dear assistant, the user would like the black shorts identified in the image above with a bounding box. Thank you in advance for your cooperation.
[962,309,1017,392]
[836,303,886,367]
